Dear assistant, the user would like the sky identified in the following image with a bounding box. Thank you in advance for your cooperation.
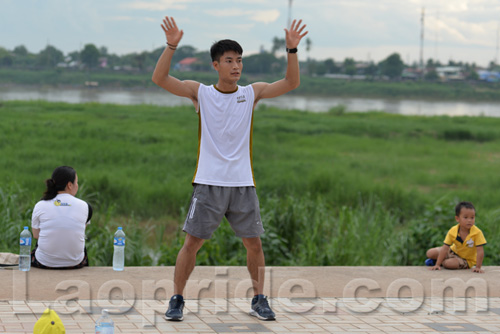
[1,0,500,67]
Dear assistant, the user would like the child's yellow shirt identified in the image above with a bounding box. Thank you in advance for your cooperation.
[444,224,487,268]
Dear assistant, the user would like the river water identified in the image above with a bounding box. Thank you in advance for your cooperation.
[1,86,500,117]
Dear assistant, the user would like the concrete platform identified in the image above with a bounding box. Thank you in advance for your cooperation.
[1,266,500,333]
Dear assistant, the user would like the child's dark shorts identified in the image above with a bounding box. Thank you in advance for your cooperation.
[183,184,264,240]
[445,248,469,269]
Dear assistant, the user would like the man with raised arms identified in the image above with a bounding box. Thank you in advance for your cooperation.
[152,16,308,321]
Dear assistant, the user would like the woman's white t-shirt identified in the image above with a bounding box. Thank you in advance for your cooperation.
[31,193,90,267]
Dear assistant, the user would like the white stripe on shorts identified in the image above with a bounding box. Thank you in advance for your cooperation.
[189,197,197,219]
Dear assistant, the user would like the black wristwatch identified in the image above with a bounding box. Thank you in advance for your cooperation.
[286,47,298,54]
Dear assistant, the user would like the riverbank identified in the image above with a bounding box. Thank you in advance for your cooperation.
[2,68,500,101]
[2,85,500,116]
[1,101,500,267]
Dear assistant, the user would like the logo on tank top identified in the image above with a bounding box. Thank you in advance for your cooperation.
[54,199,71,207]
[236,95,246,103]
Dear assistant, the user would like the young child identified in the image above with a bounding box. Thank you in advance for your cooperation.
[426,201,486,273]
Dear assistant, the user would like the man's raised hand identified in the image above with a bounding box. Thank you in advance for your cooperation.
[284,19,308,49]
[161,16,184,47]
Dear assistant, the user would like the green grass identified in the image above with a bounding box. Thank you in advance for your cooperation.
[1,100,500,266]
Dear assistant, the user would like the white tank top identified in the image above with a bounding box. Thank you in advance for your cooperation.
[193,84,256,187]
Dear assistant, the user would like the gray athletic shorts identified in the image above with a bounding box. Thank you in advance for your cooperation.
[183,184,264,240]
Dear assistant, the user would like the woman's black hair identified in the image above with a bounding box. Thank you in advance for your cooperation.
[42,166,76,200]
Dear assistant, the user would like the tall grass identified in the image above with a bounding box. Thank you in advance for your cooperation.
[2,186,499,266]
[1,101,500,266]
[0,185,34,251]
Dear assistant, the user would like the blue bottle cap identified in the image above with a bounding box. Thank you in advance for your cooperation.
[24,226,29,229]
[118,227,122,230]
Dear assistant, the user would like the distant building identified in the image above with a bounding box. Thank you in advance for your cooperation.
[324,73,366,80]
[354,62,370,73]
[57,56,81,69]
[477,70,500,83]
[99,57,108,68]
[435,66,465,81]
[401,68,419,80]
[175,57,199,71]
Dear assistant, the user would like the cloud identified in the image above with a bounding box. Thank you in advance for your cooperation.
[205,9,280,24]
[425,14,499,48]
[237,0,271,3]
[438,21,468,43]
[250,10,280,23]
[205,9,246,17]
[108,16,156,22]
[121,0,192,11]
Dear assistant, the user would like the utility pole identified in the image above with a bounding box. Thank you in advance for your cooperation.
[419,7,425,77]
[495,23,499,65]
[47,39,51,67]
[434,11,439,63]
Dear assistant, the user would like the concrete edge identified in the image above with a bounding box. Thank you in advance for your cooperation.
[1,266,499,301]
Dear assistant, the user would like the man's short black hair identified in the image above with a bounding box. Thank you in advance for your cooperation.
[455,201,475,216]
[210,39,243,62]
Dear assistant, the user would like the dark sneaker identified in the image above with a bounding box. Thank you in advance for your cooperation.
[165,295,184,321]
[249,295,275,321]
[425,258,436,266]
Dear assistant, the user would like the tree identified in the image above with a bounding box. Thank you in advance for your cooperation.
[311,60,326,76]
[323,58,339,74]
[172,45,196,63]
[106,53,122,69]
[379,53,404,79]
[36,45,64,67]
[305,37,312,54]
[99,46,108,57]
[133,52,147,71]
[424,70,439,81]
[243,52,283,74]
[488,61,499,71]
[150,47,165,64]
[81,44,100,69]
[0,47,13,67]
[364,62,378,77]
[343,58,356,75]
[193,51,212,71]
[12,45,36,68]
[13,45,28,56]
[68,50,80,62]
[304,37,313,74]
[466,70,479,81]
[11,45,35,68]
[426,58,437,69]
[271,37,286,56]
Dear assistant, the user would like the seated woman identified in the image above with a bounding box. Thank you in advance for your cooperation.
[31,166,92,269]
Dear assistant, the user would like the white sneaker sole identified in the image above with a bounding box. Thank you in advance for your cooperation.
[164,315,183,321]
[249,309,275,321]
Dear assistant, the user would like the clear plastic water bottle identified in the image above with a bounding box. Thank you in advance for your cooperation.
[112,227,125,271]
[95,309,114,334]
[19,226,31,271]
